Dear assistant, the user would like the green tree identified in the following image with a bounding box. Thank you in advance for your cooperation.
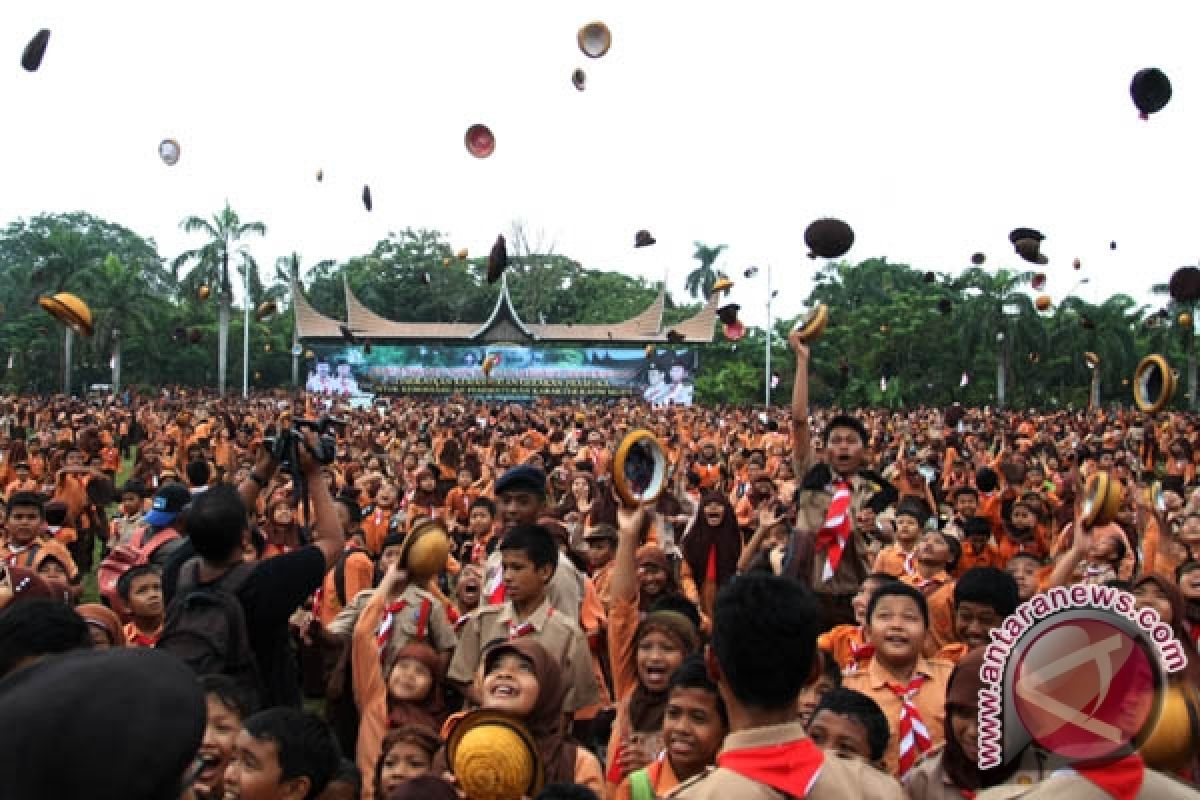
[684,242,727,299]
[73,253,167,394]
[0,212,165,394]
[171,202,266,395]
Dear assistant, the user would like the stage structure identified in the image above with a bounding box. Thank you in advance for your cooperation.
[293,275,717,404]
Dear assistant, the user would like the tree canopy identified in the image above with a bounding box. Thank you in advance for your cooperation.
[0,210,1189,409]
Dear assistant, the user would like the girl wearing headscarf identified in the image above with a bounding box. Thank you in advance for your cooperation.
[435,639,604,791]
[384,643,446,732]
[406,467,440,524]
[679,491,742,619]
[606,505,702,794]
[904,647,1047,798]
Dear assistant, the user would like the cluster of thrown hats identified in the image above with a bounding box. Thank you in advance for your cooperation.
[468,21,612,158]
[572,21,612,91]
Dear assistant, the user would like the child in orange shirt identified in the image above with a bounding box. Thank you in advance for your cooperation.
[614,655,728,800]
[872,498,926,578]
[840,583,953,778]
[955,516,1002,576]
[442,467,477,534]
[119,565,164,647]
[900,530,958,598]
[817,572,897,673]
[994,495,1048,564]
[361,483,401,555]
[931,566,1019,662]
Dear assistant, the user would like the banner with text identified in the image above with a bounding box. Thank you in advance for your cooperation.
[303,343,698,405]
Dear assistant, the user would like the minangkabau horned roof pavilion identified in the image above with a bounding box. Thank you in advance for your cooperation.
[293,274,718,345]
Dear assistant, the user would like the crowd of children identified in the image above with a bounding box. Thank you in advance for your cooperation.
[1,327,1200,798]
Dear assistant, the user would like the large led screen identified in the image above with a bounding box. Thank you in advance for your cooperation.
[303,343,698,405]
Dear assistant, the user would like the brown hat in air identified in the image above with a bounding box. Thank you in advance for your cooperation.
[804,218,854,259]
[487,234,508,284]
[1169,267,1200,303]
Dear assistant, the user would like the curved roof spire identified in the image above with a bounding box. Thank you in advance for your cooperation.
[290,278,345,339]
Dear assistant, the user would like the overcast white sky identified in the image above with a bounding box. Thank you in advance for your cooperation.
[2,1,1198,327]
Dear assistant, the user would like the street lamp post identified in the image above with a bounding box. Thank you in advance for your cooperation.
[242,259,250,399]
[63,328,73,396]
[764,263,773,407]
[111,327,121,396]
[999,303,1021,409]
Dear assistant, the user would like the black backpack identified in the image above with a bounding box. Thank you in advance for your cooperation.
[157,559,261,701]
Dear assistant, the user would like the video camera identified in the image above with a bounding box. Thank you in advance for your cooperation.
[264,416,344,470]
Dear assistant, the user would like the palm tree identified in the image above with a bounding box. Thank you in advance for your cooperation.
[30,227,108,394]
[684,242,727,299]
[172,202,267,394]
[952,268,1041,408]
[74,254,162,394]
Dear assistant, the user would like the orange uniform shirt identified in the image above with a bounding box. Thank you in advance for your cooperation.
[841,656,954,776]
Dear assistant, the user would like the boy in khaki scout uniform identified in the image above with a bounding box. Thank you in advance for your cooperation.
[447,523,599,713]
[669,573,903,799]
[784,332,892,631]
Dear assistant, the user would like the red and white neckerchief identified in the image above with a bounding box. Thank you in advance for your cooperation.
[508,608,552,640]
[375,597,432,661]
[484,567,505,605]
[815,481,852,581]
[375,599,408,660]
[902,549,916,576]
[847,631,875,673]
[889,675,931,777]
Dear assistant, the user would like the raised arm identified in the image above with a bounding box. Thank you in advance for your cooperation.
[238,443,277,518]
[611,504,645,604]
[295,430,345,569]
[789,331,812,478]
[1047,498,1089,589]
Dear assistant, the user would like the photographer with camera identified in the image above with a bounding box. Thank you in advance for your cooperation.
[159,423,345,709]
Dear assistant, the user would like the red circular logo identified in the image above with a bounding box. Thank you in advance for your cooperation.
[1012,617,1159,761]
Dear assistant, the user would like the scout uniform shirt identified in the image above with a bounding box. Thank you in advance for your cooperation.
[668,721,905,799]
[904,745,1048,800]
[447,596,600,713]
[975,758,1200,800]
[817,624,875,672]
[789,464,880,594]
[352,583,457,800]
[841,655,955,777]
